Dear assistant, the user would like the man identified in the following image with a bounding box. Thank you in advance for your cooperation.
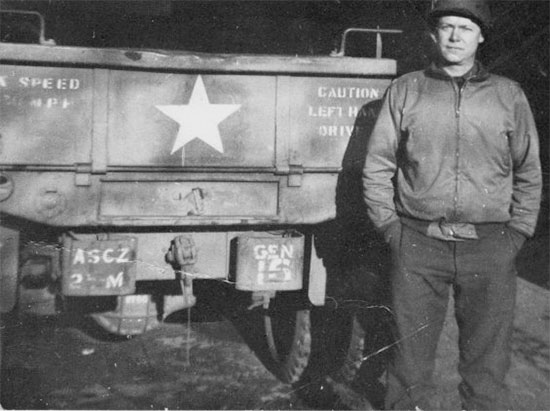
[362,0,542,409]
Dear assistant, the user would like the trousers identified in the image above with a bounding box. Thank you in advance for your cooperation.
[384,223,519,410]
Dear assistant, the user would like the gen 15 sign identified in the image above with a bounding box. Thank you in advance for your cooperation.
[62,238,137,296]
[235,235,304,292]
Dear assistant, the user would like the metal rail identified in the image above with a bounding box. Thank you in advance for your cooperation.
[0,10,55,45]
[331,27,402,58]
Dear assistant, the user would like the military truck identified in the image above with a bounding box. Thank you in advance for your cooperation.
[0,8,397,406]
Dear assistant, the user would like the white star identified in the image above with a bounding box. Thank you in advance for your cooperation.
[156,76,241,154]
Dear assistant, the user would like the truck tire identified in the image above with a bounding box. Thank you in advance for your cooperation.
[201,282,312,384]
[231,304,312,384]
[294,305,391,410]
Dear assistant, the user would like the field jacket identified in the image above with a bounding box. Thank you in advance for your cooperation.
[362,62,542,238]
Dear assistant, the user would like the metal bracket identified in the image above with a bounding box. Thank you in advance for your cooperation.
[74,163,92,186]
[331,27,402,58]
[248,291,276,310]
[288,164,304,187]
[0,10,56,45]
[165,235,198,269]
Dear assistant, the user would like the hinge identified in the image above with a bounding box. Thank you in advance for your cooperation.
[288,164,303,187]
[274,163,303,187]
[74,163,92,186]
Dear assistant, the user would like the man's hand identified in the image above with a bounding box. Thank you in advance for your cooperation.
[383,220,402,246]
[506,226,527,252]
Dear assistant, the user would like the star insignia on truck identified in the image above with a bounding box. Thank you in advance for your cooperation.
[156,75,241,154]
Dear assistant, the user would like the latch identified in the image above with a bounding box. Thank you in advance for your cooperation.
[165,235,198,310]
[74,163,92,186]
[165,235,198,366]
[172,187,206,215]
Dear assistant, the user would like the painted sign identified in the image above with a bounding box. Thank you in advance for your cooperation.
[235,234,304,292]
[0,65,93,165]
[289,77,391,168]
[156,75,241,155]
[63,239,137,296]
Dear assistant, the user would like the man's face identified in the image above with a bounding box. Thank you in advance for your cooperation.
[431,15,484,68]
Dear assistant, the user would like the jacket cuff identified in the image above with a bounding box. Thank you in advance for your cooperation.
[380,219,401,244]
[379,218,400,235]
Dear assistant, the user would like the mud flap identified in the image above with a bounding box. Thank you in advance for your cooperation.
[0,226,19,313]
[308,248,326,306]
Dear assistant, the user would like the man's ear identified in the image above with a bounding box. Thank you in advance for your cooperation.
[430,31,437,43]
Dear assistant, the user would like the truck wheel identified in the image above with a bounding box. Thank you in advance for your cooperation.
[260,307,311,383]
[202,282,312,384]
[227,299,311,384]
[295,306,391,410]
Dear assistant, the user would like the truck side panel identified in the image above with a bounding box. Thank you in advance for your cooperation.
[1,63,390,226]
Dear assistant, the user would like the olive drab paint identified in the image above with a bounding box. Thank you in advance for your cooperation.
[0,39,396,322]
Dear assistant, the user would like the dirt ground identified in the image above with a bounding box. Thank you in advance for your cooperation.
[1,314,301,410]
[1,274,548,411]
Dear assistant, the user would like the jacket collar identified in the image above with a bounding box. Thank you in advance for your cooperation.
[426,61,490,82]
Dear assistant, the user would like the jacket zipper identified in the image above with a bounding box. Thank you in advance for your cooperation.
[453,80,467,218]
[455,80,466,117]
